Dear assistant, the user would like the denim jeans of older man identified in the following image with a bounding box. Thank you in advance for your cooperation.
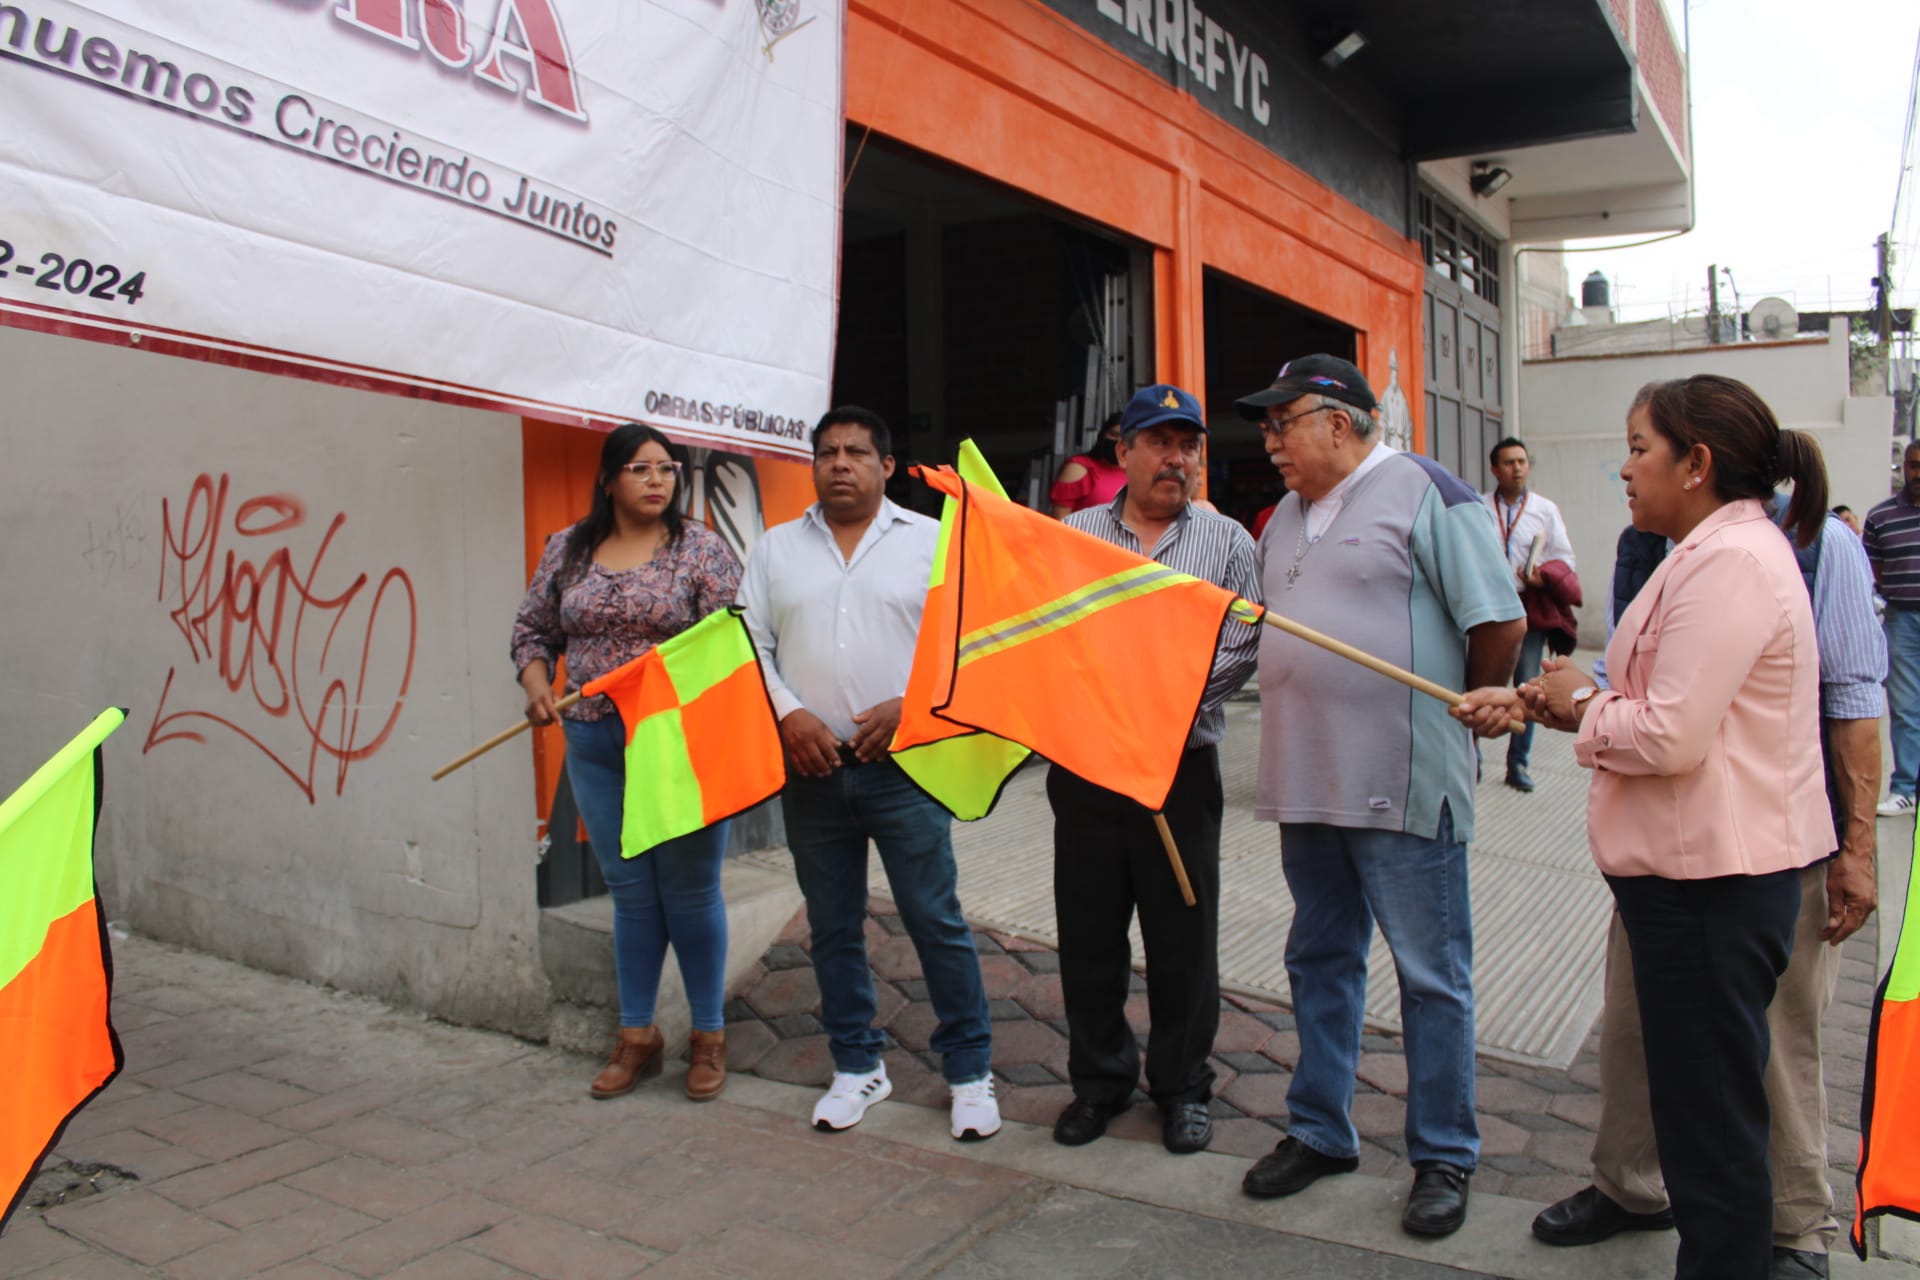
[1278,803,1478,1170]
[780,759,992,1084]
[1885,607,1920,799]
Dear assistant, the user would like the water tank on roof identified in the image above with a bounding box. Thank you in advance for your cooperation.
[1581,271,1610,309]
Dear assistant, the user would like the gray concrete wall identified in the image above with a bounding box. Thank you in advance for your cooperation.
[0,326,549,1036]
[1518,325,1893,647]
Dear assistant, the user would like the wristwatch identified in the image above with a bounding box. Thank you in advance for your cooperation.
[1570,685,1597,716]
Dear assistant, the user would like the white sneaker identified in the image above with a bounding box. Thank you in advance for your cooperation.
[812,1065,891,1131]
[949,1075,1002,1142]
[1878,794,1917,818]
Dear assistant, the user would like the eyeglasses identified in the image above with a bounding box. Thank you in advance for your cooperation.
[619,461,683,480]
[1258,404,1339,440]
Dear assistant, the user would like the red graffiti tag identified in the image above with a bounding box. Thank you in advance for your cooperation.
[143,473,418,803]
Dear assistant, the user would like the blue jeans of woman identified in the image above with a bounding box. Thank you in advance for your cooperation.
[1277,802,1478,1170]
[780,758,992,1084]
[564,716,729,1031]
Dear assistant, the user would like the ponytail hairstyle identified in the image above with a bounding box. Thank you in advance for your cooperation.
[1629,375,1830,548]
[560,423,686,583]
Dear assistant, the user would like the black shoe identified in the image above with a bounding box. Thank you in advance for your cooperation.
[1403,1162,1470,1237]
[1161,1101,1213,1154]
[1052,1096,1129,1146]
[1506,765,1535,792]
[1769,1247,1830,1279]
[1241,1136,1359,1198]
[1530,1185,1675,1246]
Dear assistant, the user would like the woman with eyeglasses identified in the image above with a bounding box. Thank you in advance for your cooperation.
[511,423,743,1102]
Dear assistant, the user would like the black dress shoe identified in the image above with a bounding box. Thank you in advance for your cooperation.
[1506,764,1535,792]
[1769,1247,1830,1279]
[1241,1136,1359,1198]
[1162,1101,1213,1154]
[1531,1184,1675,1246]
[1052,1096,1129,1146]
[1403,1162,1471,1237]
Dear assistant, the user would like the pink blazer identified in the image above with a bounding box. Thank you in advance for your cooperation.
[1577,499,1834,878]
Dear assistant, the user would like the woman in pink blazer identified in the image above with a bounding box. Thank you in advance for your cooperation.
[1458,375,1835,1280]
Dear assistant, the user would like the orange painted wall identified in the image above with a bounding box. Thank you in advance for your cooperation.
[845,0,1427,422]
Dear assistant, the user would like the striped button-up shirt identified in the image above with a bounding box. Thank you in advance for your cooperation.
[1065,496,1263,748]
[1865,493,1920,609]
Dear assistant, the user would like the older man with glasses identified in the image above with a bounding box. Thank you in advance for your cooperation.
[1233,355,1523,1239]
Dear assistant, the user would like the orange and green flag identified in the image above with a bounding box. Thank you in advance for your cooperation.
[2,708,127,1231]
[1854,819,1920,1256]
[891,440,1032,820]
[903,465,1259,813]
[580,607,784,858]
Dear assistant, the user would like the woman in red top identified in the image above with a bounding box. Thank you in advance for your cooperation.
[1049,413,1127,516]
[512,424,741,1103]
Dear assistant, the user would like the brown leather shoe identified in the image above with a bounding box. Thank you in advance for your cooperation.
[589,1026,663,1099]
[685,1029,727,1101]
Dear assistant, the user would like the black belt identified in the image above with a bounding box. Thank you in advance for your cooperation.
[836,744,878,768]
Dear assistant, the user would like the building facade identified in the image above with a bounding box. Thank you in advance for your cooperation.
[3,0,1693,1036]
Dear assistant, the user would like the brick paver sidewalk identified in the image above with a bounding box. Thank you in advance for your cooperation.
[1,938,1043,1279]
[728,896,1877,1218]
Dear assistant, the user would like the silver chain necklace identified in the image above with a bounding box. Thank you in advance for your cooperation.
[1286,502,1317,589]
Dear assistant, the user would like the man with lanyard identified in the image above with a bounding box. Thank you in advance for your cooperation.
[1482,437,1576,793]
[737,405,999,1142]
[1046,384,1261,1157]
[1537,494,1883,1278]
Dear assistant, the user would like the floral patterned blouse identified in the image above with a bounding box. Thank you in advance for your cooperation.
[510,523,743,722]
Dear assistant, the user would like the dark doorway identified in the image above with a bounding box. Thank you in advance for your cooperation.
[836,132,1152,512]
[1202,270,1357,530]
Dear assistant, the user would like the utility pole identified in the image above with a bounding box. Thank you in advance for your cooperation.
[1876,233,1895,344]
[1706,263,1721,344]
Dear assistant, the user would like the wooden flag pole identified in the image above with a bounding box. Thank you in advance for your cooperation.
[432,692,584,781]
[1253,611,1526,735]
[1152,813,1197,908]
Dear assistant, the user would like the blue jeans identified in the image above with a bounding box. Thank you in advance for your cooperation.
[1886,608,1920,797]
[781,760,991,1083]
[1278,804,1478,1169]
[564,716,729,1031]
[1507,629,1547,770]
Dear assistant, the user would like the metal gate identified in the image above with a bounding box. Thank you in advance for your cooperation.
[1420,190,1503,493]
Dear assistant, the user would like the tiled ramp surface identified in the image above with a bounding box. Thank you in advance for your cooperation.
[931,698,1611,1070]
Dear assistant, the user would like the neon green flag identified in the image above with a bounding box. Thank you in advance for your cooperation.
[891,440,1033,819]
[2,709,126,1231]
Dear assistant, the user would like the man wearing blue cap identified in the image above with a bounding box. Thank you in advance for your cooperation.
[1047,383,1261,1156]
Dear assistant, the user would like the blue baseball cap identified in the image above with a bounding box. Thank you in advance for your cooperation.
[1119,384,1207,435]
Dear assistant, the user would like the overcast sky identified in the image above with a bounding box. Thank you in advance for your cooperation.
[1566,0,1919,325]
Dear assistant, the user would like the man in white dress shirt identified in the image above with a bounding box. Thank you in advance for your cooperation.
[737,406,998,1142]
[1481,437,1576,792]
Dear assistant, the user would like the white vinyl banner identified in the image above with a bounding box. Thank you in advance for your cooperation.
[0,0,842,455]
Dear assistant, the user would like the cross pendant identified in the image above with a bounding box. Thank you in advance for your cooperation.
[1286,563,1302,588]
